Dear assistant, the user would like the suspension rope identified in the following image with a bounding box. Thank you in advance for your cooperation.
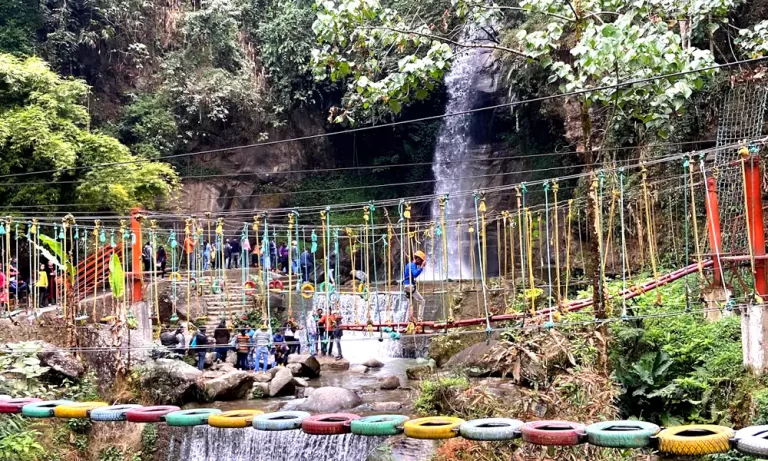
[740,150,758,290]
[641,166,662,305]
[552,181,562,308]
[516,186,527,314]
[699,156,728,299]
[439,196,449,324]
[472,191,492,339]
[687,158,704,280]
[457,219,463,291]
[543,182,554,326]
[368,202,380,335]
[619,169,628,319]
[563,199,574,309]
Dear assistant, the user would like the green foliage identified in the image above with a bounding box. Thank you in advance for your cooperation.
[0,53,179,211]
[737,20,768,58]
[609,276,746,425]
[115,94,180,160]
[234,308,281,331]
[109,254,125,299]
[0,342,50,397]
[0,0,40,55]
[0,415,43,461]
[98,446,125,461]
[140,423,157,458]
[413,375,469,415]
[310,0,454,124]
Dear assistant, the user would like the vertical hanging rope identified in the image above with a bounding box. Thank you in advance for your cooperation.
[502,212,509,309]
[368,202,380,335]
[31,219,38,315]
[595,172,607,311]
[468,219,480,317]
[683,159,692,310]
[262,215,272,331]
[78,223,85,316]
[619,169,628,319]
[362,207,372,331]
[3,217,10,315]
[93,220,101,320]
[456,219,463,290]
[509,213,516,302]
[438,196,449,324]
[602,189,619,276]
[151,221,160,326]
[14,222,19,311]
[526,209,536,315]
[563,200,574,308]
[288,214,295,321]
[552,181,562,308]
[537,212,543,281]
[543,182,554,326]
[386,222,393,324]
[641,166,662,305]
[700,156,728,297]
[473,191,492,341]
[397,200,408,331]
[516,186,527,314]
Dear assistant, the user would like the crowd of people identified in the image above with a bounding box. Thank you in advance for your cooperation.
[156,308,348,371]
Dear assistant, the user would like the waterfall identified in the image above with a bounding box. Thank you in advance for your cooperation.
[425,34,494,281]
[170,426,385,461]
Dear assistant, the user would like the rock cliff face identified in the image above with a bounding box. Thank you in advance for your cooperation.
[176,108,332,216]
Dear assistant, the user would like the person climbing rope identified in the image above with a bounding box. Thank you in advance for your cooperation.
[213,320,230,363]
[403,250,427,321]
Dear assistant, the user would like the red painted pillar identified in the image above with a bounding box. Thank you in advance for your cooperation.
[743,152,768,297]
[131,208,143,302]
[705,177,724,287]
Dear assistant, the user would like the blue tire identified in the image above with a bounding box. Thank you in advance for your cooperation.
[586,420,660,448]
[253,411,311,431]
[21,400,73,418]
[459,418,524,441]
[90,405,143,422]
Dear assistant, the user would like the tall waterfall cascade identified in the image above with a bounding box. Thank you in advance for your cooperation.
[424,32,497,281]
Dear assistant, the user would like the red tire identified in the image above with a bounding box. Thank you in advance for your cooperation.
[301,413,361,435]
[521,420,587,446]
[0,398,42,414]
[126,405,181,423]
[268,280,284,291]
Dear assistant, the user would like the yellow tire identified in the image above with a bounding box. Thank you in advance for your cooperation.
[54,402,109,419]
[208,410,264,428]
[403,416,465,439]
[301,283,315,299]
[656,424,733,456]
[170,272,182,282]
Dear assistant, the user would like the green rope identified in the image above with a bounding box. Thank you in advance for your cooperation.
[519,184,528,319]
[683,158,691,312]
[369,202,382,339]
[397,200,405,328]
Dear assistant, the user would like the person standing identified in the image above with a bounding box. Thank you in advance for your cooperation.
[230,238,241,269]
[250,242,260,268]
[194,327,210,370]
[224,239,232,269]
[203,241,212,271]
[142,242,152,272]
[156,246,167,278]
[403,250,427,320]
[213,320,230,362]
[316,308,326,356]
[278,243,288,273]
[300,248,314,283]
[305,311,318,356]
[326,311,343,360]
[35,263,48,308]
[328,251,337,285]
[269,239,278,270]
[173,327,186,358]
[46,261,57,305]
[184,234,196,273]
[235,329,250,370]
[253,324,271,373]
[284,321,298,355]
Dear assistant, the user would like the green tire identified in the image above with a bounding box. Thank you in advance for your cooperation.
[21,400,72,418]
[350,415,409,436]
[586,420,659,448]
[164,409,222,426]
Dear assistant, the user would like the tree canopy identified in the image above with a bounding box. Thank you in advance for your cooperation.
[0,53,179,212]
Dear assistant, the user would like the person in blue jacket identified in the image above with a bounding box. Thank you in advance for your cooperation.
[403,250,427,320]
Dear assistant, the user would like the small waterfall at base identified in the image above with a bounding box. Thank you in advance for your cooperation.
[171,426,385,461]
[310,293,429,359]
[424,32,495,281]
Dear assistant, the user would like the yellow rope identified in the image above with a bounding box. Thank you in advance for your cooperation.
[363,209,372,326]
[480,192,487,286]
[552,182,562,307]
[346,227,359,324]
[525,209,536,315]
[456,219,463,291]
[564,199,574,308]
[602,189,619,276]
[439,197,449,320]
[641,166,662,304]
[502,213,508,308]
[515,188,526,311]
[509,213,516,301]
[537,212,543,281]
[468,220,476,289]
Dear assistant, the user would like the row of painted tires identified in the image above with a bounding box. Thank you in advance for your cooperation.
[4,398,768,456]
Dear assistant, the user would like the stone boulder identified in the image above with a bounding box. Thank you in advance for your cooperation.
[350,365,369,374]
[137,359,202,405]
[293,377,309,387]
[297,386,362,413]
[405,360,436,380]
[252,371,272,383]
[201,371,256,402]
[380,376,400,390]
[287,355,321,378]
[318,356,350,371]
[252,382,269,399]
[372,401,403,412]
[38,343,85,382]
[269,368,296,397]
[443,341,500,377]
[362,358,384,368]
[286,363,304,376]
